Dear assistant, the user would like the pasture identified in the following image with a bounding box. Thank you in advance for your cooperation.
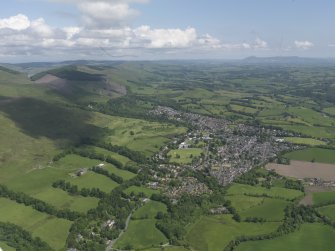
[124,186,160,197]
[284,148,335,164]
[0,198,71,250]
[227,183,303,201]
[317,204,335,220]
[312,191,335,205]
[115,219,167,249]
[284,137,326,146]
[132,201,167,220]
[186,215,279,251]
[236,224,335,251]
[0,241,15,251]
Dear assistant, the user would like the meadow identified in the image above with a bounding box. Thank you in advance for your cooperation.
[284,148,335,164]
[236,224,335,251]
[312,191,335,205]
[124,186,160,197]
[168,148,203,164]
[0,198,71,250]
[185,215,279,251]
[132,201,167,220]
[317,204,335,220]
[283,137,326,146]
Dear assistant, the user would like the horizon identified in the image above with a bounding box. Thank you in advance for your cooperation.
[1,0,335,62]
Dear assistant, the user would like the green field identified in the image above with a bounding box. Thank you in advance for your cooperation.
[312,191,335,205]
[227,183,304,201]
[124,186,160,197]
[103,164,136,180]
[186,215,280,251]
[284,147,335,164]
[68,172,119,193]
[115,219,168,249]
[132,201,167,220]
[144,247,189,251]
[168,148,203,164]
[33,187,99,213]
[284,137,326,146]
[0,198,72,250]
[227,194,264,212]
[317,204,335,220]
[239,198,290,221]
[236,224,335,251]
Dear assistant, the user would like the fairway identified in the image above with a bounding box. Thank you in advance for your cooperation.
[115,219,167,249]
[186,215,279,251]
[0,198,72,250]
[236,224,335,251]
[284,148,335,164]
[168,148,203,164]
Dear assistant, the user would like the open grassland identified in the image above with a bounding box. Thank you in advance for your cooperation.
[68,172,119,193]
[236,224,335,251]
[78,145,133,166]
[226,195,264,212]
[168,148,203,164]
[0,198,71,250]
[115,219,167,249]
[317,204,335,220]
[144,247,189,251]
[132,201,167,220]
[186,215,279,251]
[266,161,335,180]
[33,187,99,213]
[239,198,290,222]
[287,107,335,127]
[312,191,335,205]
[91,112,186,157]
[124,186,160,197]
[280,125,335,139]
[284,148,335,164]
[227,183,303,201]
[103,164,136,180]
[284,137,326,146]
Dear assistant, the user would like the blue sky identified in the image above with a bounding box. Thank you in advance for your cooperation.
[0,0,335,62]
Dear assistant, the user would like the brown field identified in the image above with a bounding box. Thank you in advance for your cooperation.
[266,161,335,180]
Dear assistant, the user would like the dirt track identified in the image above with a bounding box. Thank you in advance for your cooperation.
[266,160,335,180]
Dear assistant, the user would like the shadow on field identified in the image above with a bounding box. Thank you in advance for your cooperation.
[0,96,107,146]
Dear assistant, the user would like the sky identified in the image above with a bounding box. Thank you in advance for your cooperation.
[1,0,335,62]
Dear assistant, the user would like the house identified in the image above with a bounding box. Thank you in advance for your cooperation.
[179,142,189,149]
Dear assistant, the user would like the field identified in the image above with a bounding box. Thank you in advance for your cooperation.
[168,148,203,164]
[227,183,304,201]
[266,161,335,180]
[317,204,335,220]
[284,137,326,146]
[236,224,335,251]
[186,215,280,251]
[124,186,160,197]
[132,201,167,220]
[32,187,99,213]
[0,241,15,251]
[312,191,335,205]
[284,148,335,164]
[68,172,119,193]
[0,198,71,250]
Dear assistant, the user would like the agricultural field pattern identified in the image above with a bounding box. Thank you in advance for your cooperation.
[1,58,335,251]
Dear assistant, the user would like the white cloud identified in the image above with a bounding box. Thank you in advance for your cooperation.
[253,38,268,49]
[0,14,30,31]
[294,40,314,50]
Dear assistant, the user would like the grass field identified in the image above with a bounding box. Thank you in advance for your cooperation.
[317,204,335,220]
[236,224,335,251]
[0,198,72,250]
[68,171,119,193]
[144,247,189,251]
[115,219,167,249]
[132,201,167,220]
[33,187,99,213]
[124,186,160,197]
[168,148,203,164]
[103,164,136,180]
[284,148,335,164]
[239,198,290,221]
[227,183,303,201]
[312,191,335,205]
[186,215,279,251]
[226,195,264,212]
[284,137,326,146]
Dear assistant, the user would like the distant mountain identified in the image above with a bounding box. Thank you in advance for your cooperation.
[242,56,335,65]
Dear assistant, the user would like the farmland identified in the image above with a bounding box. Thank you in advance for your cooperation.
[236,224,335,251]
[284,148,335,164]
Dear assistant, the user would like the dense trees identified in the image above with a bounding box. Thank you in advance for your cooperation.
[52,180,106,198]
